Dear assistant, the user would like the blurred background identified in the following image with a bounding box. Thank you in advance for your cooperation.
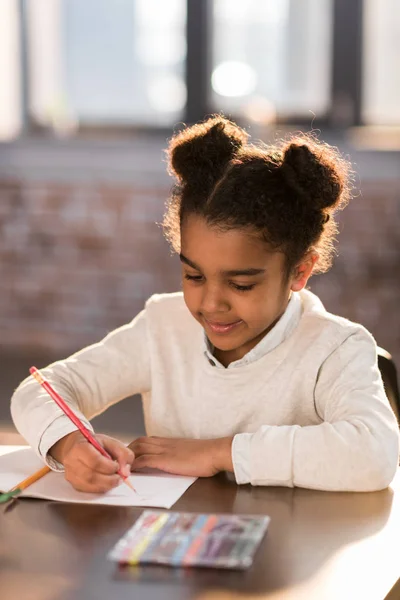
[0,0,399,442]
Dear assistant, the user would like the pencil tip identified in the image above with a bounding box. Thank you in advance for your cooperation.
[124,478,137,494]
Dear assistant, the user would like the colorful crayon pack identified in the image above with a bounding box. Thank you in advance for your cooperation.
[108,510,270,569]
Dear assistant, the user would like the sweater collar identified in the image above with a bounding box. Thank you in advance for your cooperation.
[203,292,302,369]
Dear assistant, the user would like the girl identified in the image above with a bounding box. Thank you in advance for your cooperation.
[11,116,399,494]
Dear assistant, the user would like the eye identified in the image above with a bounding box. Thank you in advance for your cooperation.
[184,274,204,283]
[230,282,256,292]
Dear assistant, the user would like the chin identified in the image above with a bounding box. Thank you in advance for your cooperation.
[208,334,243,352]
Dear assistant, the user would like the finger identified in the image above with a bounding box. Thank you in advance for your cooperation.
[129,441,164,458]
[132,454,167,471]
[102,437,135,477]
[68,476,119,494]
[64,466,121,494]
[66,443,119,475]
[129,436,167,448]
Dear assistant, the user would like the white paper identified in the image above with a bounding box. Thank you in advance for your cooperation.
[0,446,196,508]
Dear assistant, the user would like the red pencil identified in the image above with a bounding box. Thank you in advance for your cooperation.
[29,366,136,494]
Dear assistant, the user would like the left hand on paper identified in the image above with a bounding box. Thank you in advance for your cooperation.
[128,436,234,477]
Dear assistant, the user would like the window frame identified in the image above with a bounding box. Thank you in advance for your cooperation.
[17,0,365,136]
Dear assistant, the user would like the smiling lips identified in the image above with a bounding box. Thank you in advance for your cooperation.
[204,318,243,334]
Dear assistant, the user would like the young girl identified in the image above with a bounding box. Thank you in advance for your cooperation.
[11,116,399,494]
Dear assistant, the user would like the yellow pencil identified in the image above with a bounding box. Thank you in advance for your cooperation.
[10,465,51,493]
[0,465,51,505]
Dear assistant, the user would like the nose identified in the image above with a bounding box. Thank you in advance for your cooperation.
[200,283,230,314]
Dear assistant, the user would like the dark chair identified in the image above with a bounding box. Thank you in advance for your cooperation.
[377,347,400,423]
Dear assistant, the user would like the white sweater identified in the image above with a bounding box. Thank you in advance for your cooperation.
[11,289,399,492]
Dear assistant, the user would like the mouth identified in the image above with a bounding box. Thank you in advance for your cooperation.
[203,318,244,335]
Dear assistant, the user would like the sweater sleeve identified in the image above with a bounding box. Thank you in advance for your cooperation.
[11,309,150,469]
[232,328,400,491]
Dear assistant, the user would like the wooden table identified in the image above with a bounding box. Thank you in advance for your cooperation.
[0,450,399,600]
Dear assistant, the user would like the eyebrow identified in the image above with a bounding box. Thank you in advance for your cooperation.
[179,254,266,277]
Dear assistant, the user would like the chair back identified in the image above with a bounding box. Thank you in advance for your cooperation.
[377,347,400,423]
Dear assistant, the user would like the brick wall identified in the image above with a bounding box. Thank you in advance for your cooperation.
[0,177,180,352]
[310,180,400,366]
[0,148,399,367]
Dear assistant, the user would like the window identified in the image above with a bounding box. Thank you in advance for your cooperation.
[27,0,186,130]
[211,0,333,122]
[363,0,400,125]
[0,0,21,140]
[1,0,398,137]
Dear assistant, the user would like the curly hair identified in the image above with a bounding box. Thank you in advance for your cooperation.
[163,115,353,275]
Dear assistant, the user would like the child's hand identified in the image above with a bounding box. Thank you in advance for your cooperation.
[50,431,134,493]
[128,436,234,477]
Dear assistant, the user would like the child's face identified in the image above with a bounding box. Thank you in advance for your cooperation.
[180,215,310,367]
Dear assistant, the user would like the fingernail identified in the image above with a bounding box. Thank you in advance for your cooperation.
[121,464,131,478]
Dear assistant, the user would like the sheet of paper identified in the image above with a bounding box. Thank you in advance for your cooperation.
[0,446,197,508]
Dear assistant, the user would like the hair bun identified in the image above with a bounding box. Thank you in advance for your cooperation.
[280,141,343,211]
[168,116,248,190]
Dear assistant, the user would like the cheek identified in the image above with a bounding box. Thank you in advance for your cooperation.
[240,287,284,326]
[234,295,262,323]
[182,283,200,313]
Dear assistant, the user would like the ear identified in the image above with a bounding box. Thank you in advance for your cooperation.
[290,252,319,292]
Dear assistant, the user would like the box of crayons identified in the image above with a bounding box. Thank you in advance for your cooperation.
[108,510,270,570]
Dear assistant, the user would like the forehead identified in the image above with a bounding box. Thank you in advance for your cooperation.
[180,215,282,270]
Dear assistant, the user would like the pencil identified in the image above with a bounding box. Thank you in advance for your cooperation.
[10,465,51,493]
[0,465,51,505]
[29,366,137,494]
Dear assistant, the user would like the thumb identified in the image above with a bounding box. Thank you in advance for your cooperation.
[103,437,135,476]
